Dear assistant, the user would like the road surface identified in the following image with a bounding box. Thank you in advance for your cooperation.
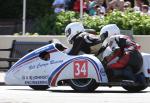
[0,86,150,103]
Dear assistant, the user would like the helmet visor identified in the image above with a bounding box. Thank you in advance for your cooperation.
[100,31,108,42]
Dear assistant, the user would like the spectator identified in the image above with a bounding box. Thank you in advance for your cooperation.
[65,0,75,10]
[88,0,106,16]
[96,7,106,18]
[107,0,125,12]
[96,0,106,14]
[141,4,150,15]
[88,0,98,16]
[52,0,65,13]
[124,0,134,8]
[123,1,132,11]
[73,0,89,13]
[133,0,143,12]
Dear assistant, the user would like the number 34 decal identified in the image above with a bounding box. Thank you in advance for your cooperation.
[73,60,88,78]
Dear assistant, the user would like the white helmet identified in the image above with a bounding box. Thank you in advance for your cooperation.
[65,22,85,44]
[100,24,120,42]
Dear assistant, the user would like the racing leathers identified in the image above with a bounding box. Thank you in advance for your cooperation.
[100,35,143,81]
[68,32,101,55]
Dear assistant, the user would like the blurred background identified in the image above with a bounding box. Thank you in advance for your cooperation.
[0,0,150,35]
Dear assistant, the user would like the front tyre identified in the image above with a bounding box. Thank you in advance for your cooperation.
[69,79,99,92]
[29,85,49,90]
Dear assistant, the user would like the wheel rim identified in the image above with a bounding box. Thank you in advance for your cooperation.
[70,78,93,87]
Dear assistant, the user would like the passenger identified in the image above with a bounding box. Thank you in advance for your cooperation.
[98,24,144,85]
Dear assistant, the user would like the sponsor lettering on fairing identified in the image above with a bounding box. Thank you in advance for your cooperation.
[22,75,48,80]
[25,81,48,85]
[23,75,48,85]
[50,60,63,64]
[28,63,49,70]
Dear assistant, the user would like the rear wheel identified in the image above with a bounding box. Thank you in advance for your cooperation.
[69,78,99,92]
[122,77,149,92]
[122,85,148,92]
[29,85,49,90]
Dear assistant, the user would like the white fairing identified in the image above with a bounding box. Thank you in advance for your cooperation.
[5,43,108,86]
[141,53,150,77]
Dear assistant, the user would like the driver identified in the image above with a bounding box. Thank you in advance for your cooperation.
[65,22,101,55]
[98,24,143,84]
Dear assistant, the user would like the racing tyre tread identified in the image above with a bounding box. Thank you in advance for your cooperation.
[29,85,49,90]
[122,85,148,92]
[69,79,99,92]
[122,78,149,92]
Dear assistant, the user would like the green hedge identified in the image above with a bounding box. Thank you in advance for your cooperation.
[35,10,150,35]
[34,11,80,35]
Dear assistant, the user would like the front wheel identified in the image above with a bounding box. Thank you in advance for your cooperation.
[29,85,49,90]
[69,78,99,92]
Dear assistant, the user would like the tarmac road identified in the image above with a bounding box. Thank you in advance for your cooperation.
[0,86,150,103]
[1,72,150,103]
